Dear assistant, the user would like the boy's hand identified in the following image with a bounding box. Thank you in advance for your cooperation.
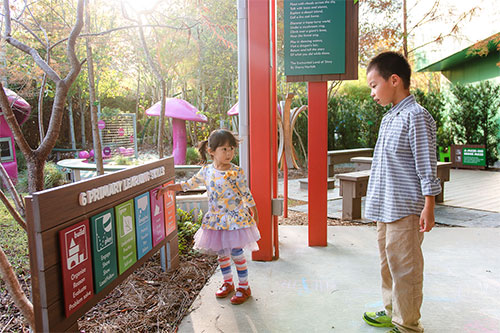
[419,196,436,232]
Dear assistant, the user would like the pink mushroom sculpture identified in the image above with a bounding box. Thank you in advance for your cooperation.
[145,98,208,165]
[0,88,31,181]
[227,102,239,116]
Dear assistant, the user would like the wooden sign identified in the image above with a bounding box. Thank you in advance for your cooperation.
[134,192,153,259]
[89,208,118,293]
[150,187,166,247]
[27,157,178,332]
[59,220,94,317]
[284,0,346,76]
[163,181,177,236]
[115,199,137,274]
[284,0,358,82]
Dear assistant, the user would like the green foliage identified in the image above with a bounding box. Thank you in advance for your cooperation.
[176,207,203,255]
[449,81,500,167]
[15,149,27,173]
[291,88,454,162]
[0,199,29,278]
[231,151,239,165]
[413,88,451,149]
[16,162,69,192]
[185,147,201,165]
[111,154,132,165]
[100,106,122,117]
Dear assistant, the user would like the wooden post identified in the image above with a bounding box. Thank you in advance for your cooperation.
[307,81,328,246]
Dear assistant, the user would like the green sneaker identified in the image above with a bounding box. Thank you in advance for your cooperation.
[363,310,395,328]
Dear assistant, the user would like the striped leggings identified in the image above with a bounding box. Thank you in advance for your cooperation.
[217,248,249,289]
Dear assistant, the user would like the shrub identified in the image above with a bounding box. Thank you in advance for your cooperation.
[185,147,201,165]
[16,161,69,193]
[112,154,132,165]
[176,207,203,255]
[413,88,451,149]
[449,81,500,167]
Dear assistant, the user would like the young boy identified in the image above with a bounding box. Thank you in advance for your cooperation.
[362,52,441,333]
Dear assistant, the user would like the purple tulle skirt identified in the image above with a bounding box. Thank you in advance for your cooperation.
[193,225,261,256]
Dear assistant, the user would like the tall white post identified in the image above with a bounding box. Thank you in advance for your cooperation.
[237,0,249,178]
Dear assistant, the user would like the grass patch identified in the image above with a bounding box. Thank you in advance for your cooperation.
[0,198,30,278]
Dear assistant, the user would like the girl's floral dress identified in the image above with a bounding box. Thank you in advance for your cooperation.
[180,163,260,255]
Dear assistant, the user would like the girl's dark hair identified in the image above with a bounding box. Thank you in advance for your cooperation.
[367,51,411,89]
[198,129,240,163]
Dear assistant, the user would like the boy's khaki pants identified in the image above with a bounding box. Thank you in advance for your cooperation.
[377,215,424,333]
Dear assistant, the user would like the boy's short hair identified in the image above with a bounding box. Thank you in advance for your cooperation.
[367,52,411,89]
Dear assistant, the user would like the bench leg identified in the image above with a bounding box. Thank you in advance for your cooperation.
[341,184,362,220]
[436,181,445,203]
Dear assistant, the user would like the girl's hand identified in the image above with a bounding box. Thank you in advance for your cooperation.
[156,183,182,199]
[250,206,259,224]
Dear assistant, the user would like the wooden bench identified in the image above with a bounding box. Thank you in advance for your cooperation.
[337,170,370,220]
[298,148,374,190]
[337,159,453,220]
[327,148,373,177]
[350,157,451,203]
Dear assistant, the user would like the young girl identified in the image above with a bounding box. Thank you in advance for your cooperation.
[157,129,260,305]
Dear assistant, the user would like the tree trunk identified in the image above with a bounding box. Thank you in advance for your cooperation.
[403,0,408,58]
[158,80,166,158]
[26,154,45,193]
[86,0,104,175]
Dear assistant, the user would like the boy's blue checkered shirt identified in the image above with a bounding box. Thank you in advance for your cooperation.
[365,95,442,223]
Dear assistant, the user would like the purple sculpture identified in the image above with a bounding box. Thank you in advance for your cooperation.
[145,98,207,165]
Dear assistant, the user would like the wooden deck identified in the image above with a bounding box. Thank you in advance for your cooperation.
[442,169,500,213]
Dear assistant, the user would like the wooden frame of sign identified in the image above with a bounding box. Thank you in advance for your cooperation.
[286,1,359,82]
[26,157,179,332]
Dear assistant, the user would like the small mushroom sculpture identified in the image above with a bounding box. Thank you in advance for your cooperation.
[145,98,208,165]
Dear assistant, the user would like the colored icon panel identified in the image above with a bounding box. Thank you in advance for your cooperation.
[59,219,94,317]
[134,192,153,259]
[115,200,137,274]
[163,181,177,236]
[149,187,166,247]
[89,208,118,294]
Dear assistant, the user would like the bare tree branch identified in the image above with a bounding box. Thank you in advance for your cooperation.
[0,245,34,327]
[48,23,199,51]
[0,163,25,220]
[64,0,84,85]
[0,190,26,231]
[10,17,47,48]
[2,1,61,82]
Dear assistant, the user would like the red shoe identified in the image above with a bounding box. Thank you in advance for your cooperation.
[230,286,251,305]
[215,282,234,298]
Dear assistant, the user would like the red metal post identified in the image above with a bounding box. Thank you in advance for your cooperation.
[283,157,288,218]
[307,81,328,246]
[271,0,279,259]
[248,0,273,261]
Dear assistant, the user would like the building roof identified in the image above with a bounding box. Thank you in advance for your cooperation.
[417,32,500,72]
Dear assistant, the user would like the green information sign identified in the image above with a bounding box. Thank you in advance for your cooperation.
[90,208,118,293]
[284,0,346,76]
[115,200,137,274]
[462,147,486,166]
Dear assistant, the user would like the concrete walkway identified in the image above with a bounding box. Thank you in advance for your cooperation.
[179,227,500,332]
[178,169,500,332]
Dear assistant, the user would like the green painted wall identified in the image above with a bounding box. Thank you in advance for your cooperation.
[442,51,500,84]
